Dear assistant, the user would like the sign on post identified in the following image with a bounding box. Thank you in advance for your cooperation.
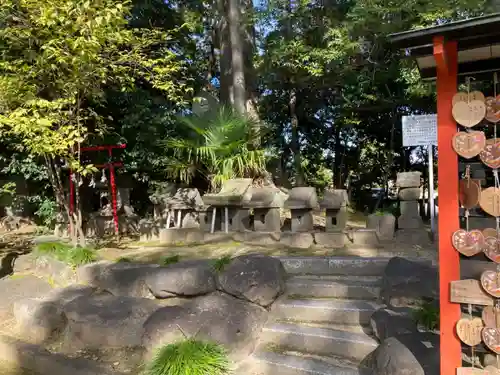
[401,114,438,237]
[402,114,437,147]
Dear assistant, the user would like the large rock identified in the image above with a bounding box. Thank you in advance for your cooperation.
[370,308,417,341]
[381,257,438,307]
[145,260,216,298]
[13,285,97,344]
[76,261,159,298]
[14,254,76,285]
[217,254,286,307]
[142,292,268,362]
[63,294,161,350]
[13,298,67,344]
[371,333,439,375]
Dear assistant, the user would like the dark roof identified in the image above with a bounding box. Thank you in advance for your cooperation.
[388,13,500,80]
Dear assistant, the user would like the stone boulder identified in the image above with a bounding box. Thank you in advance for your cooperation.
[13,298,67,344]
[370,308,417,341]
[217,254,286,307]
[145,260,216,298]
[371,333,439,375]
[63,294,161,350]
[76,261,159,298]
[381,257,438,307]
[13,285,97,344]
[142,292,268,362]
[14,254,76,285]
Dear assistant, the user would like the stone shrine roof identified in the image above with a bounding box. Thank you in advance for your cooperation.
[242,186,286,208]
[319,189,349,209]
[202,178,253,207]
[284,187,319,210]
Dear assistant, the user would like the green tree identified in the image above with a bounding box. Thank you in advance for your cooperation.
[0,0,189,244]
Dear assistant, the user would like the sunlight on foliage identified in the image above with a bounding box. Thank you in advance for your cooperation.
[144,339,230,375]
[34,241,97,267]
[165,107,267,192]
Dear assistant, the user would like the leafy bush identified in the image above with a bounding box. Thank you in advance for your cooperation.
[160,255,181,266]
[211,255,232,273]
[34,198,58,229]
[33,241,97,267]
[413,301,439,331]
[144,339,230,375]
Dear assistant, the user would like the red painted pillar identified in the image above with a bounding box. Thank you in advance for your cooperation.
[108,147,119,236]
[433,36,460,375]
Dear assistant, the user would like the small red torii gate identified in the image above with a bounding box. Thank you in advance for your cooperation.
[69,144,126,235]
[390,13,500,375]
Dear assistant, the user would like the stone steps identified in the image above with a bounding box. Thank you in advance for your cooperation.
[260,322,378,362]
[271,298,381,325]
[278,256,431,276]
[285,276,381,300]
[253,256,383,375]
[247,350,369,375]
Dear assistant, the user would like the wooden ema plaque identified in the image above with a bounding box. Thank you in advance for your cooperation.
[458,368,500,375]
[450,280,494,306]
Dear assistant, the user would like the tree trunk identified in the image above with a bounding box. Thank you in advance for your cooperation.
[216,0,233,105]
[289,88,303,186]
[333,125,342,188]
[228,0,246,114]
[44,156,82,245]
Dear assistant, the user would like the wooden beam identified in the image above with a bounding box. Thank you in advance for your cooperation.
[434,35,461,375]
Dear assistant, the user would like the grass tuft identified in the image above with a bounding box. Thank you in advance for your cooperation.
[116,257,132,263]
[144,339,230,375]
[33,241,97,267]
[160,255,181,266]
[211,255,232,273]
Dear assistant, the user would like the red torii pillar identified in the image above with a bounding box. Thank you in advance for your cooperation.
[69,144,126,236]
[433,36,461,374]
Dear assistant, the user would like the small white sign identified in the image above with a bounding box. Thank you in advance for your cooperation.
[402,114,437,146]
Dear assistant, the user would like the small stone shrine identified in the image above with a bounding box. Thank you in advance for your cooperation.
[165,188,204,229]
[284,187,318,232]
[396,172,423,229]
[201,179,252,233]
[243,186,285,232]
[320,189,349,232]
[148,182,177,221]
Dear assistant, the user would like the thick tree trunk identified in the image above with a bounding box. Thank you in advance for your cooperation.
[216,0,233,105]
[228,0,246,114]
[289,88,304,186]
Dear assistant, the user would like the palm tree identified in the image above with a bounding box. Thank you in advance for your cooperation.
[165,107,266,192]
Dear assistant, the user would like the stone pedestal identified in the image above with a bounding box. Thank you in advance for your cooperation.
[291,209,314,232]
[320,190,349,233]
[284,187,318,233]
[367,213,396,241]
[397,172,423,230]
[254,208,281,232]
[325,207,348,232]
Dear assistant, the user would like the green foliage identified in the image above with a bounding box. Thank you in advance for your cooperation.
[34,198,58,229]
[211,255,232,273]
[116,257,132,263]
[0,0,190,185]
[165,107,266,192]
[160,255,181,266]
[414,301,439,331]
[33,241,97,267]
[144,339,230,375]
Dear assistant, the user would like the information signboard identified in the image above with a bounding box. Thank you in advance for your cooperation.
[402,114,437,147]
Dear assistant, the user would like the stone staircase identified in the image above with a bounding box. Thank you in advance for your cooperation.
[241,256,402,375]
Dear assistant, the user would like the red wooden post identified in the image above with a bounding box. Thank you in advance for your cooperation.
[433,36,461,375]
[108,148,119,236]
